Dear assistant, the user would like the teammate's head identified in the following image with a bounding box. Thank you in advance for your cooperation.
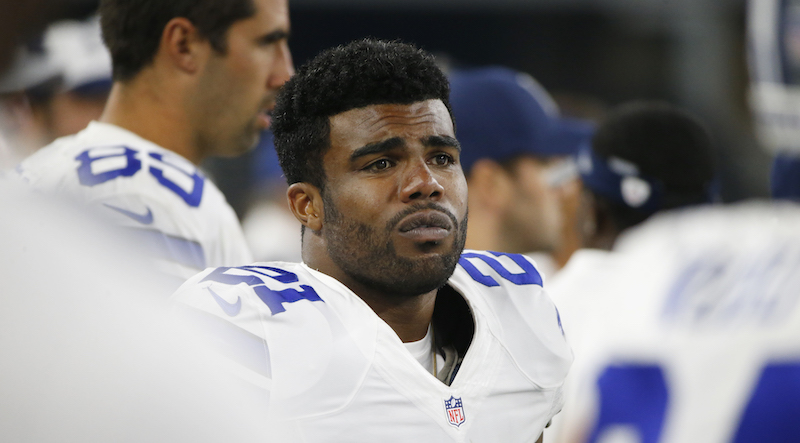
[276,39,467,299]
[99,0,255,81]
[577,101,715,247]
[448,67,593,256]
[99,0,293,163]
[272,38,452,191]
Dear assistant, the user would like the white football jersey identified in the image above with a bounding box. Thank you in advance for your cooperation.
[547,202,800,443]
[172,249,573,442]
[15,121,252,283]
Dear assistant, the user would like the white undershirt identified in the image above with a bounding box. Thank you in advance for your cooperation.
[402,323,444,375]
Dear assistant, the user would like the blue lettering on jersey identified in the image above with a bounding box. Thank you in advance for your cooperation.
[75,146,205,207]
[663,245,800,328]
[587,364,668,443]
[200,266,323,315]
[459,251,543,287]
[733,362,800,442]
[590,361,800,443]
[76,146,141,186]
[148,152,204,207]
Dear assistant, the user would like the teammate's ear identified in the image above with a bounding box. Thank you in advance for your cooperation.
[160,17,207,74]
[287,183,324,232]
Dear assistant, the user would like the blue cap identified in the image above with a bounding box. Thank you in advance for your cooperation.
[771,153,800,201]
[577,142,665,214]
[448,67,594,173]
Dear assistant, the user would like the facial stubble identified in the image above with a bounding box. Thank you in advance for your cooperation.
[322,193,468,298]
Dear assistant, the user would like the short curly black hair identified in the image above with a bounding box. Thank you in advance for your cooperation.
[272,38,453,190]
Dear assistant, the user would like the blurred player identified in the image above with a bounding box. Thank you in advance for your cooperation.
[569,101,716,251]
[551,202,800,443]
[0,15,112,166]
[545,102,724,442]
[0,3,279,440]
[450,67,594,277]
[13,0,294,284]
[172,39,572,442]
[0,180,280,442]
[749,0,800,203]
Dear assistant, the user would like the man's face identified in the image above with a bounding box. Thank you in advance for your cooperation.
[320,99,468,297]
[194,0,293,158]
[502,155,574,253]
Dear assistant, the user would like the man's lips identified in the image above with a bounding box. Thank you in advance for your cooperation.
[397,211,454,243]
[257,109,273,129]
[257,100,276,129]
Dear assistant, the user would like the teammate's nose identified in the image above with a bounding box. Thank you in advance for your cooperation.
[400,161,445,203]
[268,42,294,89]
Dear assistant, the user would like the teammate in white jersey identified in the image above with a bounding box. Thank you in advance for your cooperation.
[544,103,720,443]
[172,39,573,442]
[13,0,294,283]
[549,203,800,443]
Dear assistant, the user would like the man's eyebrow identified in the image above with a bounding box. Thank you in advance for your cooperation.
[423,135,461,152]
[258,29,290,45]
[350,137,405,161]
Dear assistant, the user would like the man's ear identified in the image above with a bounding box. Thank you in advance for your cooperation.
[287,183,324,232]
[160,17,209,74]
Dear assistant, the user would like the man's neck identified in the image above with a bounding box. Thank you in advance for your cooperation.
[100,77,201,164]
[464,209,504,251]
[357,287,437,343]
[303,239,437,343]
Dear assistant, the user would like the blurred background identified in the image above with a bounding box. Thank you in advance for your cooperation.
[219,0,765,216]
[3,0,765,216]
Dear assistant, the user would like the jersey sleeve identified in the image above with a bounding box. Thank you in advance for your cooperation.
[16,129,253,285]
[455,250,574,388]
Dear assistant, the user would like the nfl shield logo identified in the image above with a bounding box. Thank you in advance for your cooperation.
[444,396,466,427]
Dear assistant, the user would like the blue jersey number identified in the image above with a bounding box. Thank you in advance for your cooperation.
[588,362,800,443]
[459,251,543,287]
[201,266,323,315]
[587,365,668,443]
[75,146,205,207]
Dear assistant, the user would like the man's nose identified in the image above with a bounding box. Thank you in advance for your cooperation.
[268,41,294,89]
[400,161,445,203]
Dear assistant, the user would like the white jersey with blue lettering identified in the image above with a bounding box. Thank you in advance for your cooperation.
[15,121,252,283]
[546,202,800,443]
[171,250,573,442]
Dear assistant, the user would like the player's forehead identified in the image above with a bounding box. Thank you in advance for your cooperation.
[328,100,455,152]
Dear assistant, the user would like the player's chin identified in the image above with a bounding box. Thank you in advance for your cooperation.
[234,128,263,154]
[405,242,462,271]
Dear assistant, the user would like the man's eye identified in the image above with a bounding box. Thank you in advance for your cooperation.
[431,154,455,166]
[367,159,392,171]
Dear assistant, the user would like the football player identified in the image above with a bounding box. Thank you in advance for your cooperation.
[172,39,573,442]
[449,67,594,278]
[547,201,800,443]
[544,102,724,443]
[13,0,293,284]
